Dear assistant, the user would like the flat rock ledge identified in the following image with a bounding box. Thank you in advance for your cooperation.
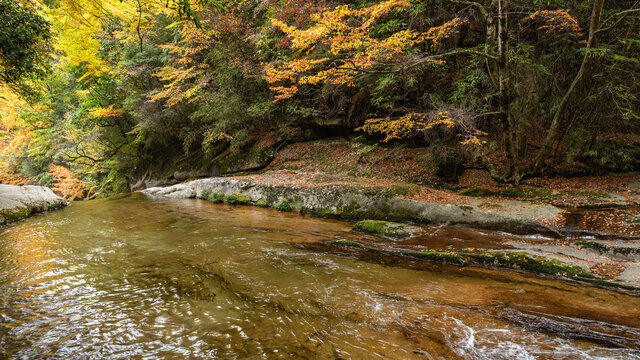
[0,184,67,225]
[142,178,563,235]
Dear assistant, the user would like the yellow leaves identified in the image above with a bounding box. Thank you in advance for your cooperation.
[264,1,465,102]
[90,105,124,118]
[358,112,455,143]
[358,112,487,146]
[423,17,466,46]
[149,19,220,108]
[149,65,210,108]
[358,114,422,142]
[460,129,489,146]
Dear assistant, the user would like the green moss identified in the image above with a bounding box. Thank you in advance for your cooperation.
[467,251,592,279]
[0,207,31,222]
[353,220,406,237]
[326,241,637,291]
[499,187,556,199]
[575,240,608,253]
[412,251,467,265]
[198,190,212,200]
[207,192,225,203]
[576,240,640,257]
[461,186,494,197]
[255,200,269,207]
[274,199,293,212]
[329,240,466,265]
[479,202,502,208]
[563,190,610,198]
[224,192,251,205]
[319,208,341,217]
[377,184,421,197]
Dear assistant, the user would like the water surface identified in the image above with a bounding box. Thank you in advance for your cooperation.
[1,194,639,359]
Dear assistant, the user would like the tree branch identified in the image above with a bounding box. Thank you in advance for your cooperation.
[408,50,498,68]
[596,6,640,35]
[452,0,489,19]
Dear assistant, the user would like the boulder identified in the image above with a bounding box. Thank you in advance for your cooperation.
[0,184,67,225]
[141,184,196,199]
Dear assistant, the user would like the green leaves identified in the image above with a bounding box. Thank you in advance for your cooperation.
[0,0,52,91]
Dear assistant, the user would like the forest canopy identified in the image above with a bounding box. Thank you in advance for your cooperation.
[1,0,639,196]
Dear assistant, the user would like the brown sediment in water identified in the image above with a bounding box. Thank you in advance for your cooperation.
[0,194,639,359]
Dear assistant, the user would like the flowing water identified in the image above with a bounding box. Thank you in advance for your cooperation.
[1,194,639,359]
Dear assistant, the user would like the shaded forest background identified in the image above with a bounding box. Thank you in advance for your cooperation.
[1,0,639,198]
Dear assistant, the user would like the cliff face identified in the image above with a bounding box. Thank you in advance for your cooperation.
[0,185,68,225]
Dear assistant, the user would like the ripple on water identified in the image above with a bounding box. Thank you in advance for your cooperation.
[1,196,640,359]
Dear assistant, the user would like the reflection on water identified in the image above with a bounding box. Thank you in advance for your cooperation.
[0,194,639,359]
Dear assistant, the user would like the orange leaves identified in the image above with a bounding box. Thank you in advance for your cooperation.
[424,18,466,46]
[264,1,466,102]
[47,164,89,201]
[460,130,489,146]
[523,9,584,42]
[0,162,31,185]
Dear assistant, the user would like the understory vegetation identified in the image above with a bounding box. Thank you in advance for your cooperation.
[1,0,639,197]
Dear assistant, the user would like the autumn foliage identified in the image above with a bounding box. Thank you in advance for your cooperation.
[47,164,90,200]
[264,1,464,101]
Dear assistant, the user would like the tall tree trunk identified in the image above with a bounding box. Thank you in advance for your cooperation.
[531,0,605,174]
[495,0,519,181]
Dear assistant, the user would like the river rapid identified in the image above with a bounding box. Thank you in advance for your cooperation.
[1,194,639,359]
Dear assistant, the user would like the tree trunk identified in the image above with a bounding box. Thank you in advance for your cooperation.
[495,0,520,181]
[531,0,605,174]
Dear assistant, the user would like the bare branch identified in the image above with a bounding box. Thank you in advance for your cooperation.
[408,50,499,68]
[452,0,489,19]
[596,6,640,35]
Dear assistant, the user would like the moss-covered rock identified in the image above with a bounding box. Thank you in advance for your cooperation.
[461,186,494,197]
[198,190,212,200]
[273,199,293,212]
[146,177,564,235]
[499,187,556,199]
[0,184,68,226]
[326,239,635,291]
[224,192,252,205]
[207,192,225,204]
[352,220,421,238]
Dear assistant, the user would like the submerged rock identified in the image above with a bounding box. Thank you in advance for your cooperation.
[0,184,67,225]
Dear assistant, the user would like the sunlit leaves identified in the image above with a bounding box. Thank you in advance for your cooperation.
[264,1,465,102]
[47,164,91,200]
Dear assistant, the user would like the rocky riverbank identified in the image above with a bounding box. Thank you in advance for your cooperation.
[0,184,67,225]
[141,174,640,292]
[142,176,564,235]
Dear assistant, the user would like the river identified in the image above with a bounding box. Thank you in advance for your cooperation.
[1,194,639,359]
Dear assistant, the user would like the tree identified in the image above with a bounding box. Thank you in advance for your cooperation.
[532,0,640,174]
[0,0,51,93]
[264,0,640,182]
